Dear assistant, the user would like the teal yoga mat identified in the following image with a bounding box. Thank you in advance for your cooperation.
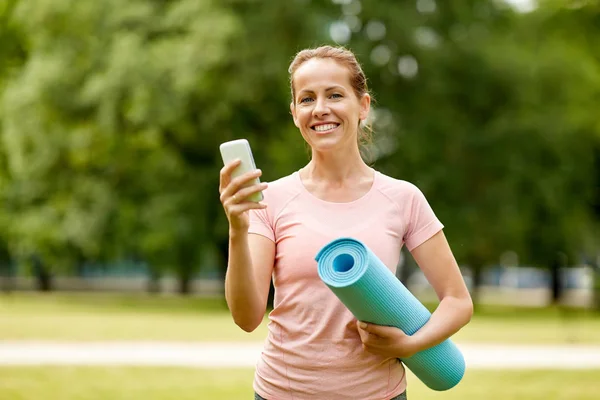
[315,237,465,391]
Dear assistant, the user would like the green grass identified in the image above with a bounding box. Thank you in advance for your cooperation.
[453,304,600,344]
[0,292,268,342]
[1,292,599,344]
[0,367,253,400]
[0,367,598,399]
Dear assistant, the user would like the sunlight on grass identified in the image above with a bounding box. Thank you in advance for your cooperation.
[0,367,598,400]
[0,367,254,400]
[0,293,268,342]
[0,311,269,342]
[1,293,599,344]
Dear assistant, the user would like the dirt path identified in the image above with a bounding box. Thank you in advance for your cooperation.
[1,341,599,369]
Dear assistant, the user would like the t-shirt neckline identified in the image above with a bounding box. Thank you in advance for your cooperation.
[294,168,378,207]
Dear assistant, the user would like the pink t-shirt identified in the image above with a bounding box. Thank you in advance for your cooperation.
[248,170,443,400]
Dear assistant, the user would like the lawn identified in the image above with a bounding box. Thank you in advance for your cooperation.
[0,367,597,400]
[1,292,599,344]
[1,293,599,399]
[0,293,267,342]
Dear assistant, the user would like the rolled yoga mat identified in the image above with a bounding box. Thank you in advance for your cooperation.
[315,237,465,391]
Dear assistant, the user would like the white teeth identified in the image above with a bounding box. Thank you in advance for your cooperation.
[314,124,338,132]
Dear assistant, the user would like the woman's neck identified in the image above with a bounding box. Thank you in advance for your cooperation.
[301,148,372,186]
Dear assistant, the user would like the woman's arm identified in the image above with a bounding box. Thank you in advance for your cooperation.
[219,160,275,333]
[407,230,473,351]
[225,232,275,333]
[357,230,472,358]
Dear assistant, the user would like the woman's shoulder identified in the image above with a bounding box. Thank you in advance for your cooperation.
[374,170,422,197]
[261,171,303,205]
[373,170,437,218]
[264,171,300,192]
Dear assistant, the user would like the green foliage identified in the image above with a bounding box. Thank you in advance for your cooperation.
[1,0,240,279]
[339,0,599,280]
[0,0,598,299]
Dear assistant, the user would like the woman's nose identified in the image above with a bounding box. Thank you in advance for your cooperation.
[312,97,330,117]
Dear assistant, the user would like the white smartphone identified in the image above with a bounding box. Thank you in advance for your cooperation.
[219,139,264,202]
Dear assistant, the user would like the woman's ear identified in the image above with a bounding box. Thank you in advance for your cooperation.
[290,102,299,128]
[359,93,371,121]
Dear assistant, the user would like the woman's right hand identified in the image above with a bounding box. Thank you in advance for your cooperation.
[219,159,268,232]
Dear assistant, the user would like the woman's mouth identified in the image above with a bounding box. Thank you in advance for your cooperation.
[311,123,340,134]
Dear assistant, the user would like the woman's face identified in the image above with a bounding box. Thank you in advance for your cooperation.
[291,58,370,154]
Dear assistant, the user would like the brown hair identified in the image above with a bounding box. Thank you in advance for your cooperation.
[288,45,374,148]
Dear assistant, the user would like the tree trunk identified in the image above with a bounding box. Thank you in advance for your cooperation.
[147,268,161,294]
[549,254,564,305]
[267,280,275,310]
[178,273,191,295]
[0,262,14,293]
[216,237,229,307]
[178,249,193,295]
[36,268,53,292]
[216,238,228,282]
[471,264,483,309]
[593,261,600,311]
[30,256,52,291]
[397,250,412,286]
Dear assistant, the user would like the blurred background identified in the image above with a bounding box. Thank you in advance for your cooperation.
[0,0,599,399]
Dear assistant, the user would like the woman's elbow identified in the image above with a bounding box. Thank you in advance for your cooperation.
[233,313,263,333]
[462,294,474,324]
[237,322,258,333]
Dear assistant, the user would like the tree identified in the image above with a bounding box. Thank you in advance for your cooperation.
[509,2,599,303]
[1,0,240,292]
[337,0,598,304]
[0,0,27,291]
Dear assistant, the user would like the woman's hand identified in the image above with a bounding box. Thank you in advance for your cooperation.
[357,321,420,359]
[219,159,268,232]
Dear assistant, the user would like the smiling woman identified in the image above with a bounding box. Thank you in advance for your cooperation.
[217,45,473,400]
[289,46,373,155]
[290,57,370,157]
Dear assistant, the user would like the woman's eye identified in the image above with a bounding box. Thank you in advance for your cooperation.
[330,93,342,99]
[299,97,313,104]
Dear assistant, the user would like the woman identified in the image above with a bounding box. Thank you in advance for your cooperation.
[219,45,473,400]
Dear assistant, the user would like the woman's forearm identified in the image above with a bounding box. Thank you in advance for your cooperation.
[411,295,473,352]
[224,229,264,332]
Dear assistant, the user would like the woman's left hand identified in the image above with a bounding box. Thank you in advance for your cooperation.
[356,321,420,359]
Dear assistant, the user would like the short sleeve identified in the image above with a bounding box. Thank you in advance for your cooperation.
[403,185,444,251]
[248,206,275,242]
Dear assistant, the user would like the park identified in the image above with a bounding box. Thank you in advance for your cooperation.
[1,0,600,399]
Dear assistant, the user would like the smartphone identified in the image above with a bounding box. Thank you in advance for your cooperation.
[219,139,264,202]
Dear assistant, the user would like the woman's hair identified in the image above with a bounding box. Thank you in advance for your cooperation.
[288,45,374,148]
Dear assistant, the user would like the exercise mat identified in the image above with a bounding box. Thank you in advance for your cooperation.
[315,237,465,391]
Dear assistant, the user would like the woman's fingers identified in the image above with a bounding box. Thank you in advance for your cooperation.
[230,182,268,204]
[220,169,263,205]
[218,161,266,231]
[219,159,241,193]
[229,201,267,216]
